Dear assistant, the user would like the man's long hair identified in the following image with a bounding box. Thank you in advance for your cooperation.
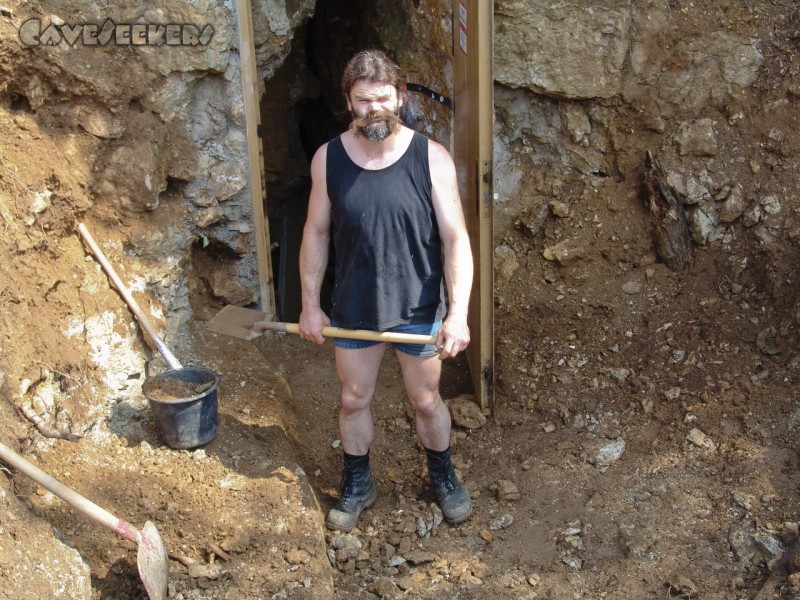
[340,49,406,103]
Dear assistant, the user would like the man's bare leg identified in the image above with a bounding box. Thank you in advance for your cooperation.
[395,351,473,524]
[326,343,386,531]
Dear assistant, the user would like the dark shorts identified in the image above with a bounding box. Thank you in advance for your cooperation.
[332,321,442,357]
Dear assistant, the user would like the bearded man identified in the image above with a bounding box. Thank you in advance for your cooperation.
[298,49,474,531]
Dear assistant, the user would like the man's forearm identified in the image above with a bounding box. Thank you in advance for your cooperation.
[299,231,330,310]
[444,234,473,319]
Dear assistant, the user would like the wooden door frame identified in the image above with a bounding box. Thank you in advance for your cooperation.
[235,0,275,315]
[452,0,494,413]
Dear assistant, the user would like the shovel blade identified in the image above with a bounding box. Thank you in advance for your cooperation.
[206,305,273,340]
[137,521,169,600]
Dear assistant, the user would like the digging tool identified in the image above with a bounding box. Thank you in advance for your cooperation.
[254,320,437,344]
[207,305,437,345]
[0,441,168,600]
[77,222,220,448]
[77,222,181,371]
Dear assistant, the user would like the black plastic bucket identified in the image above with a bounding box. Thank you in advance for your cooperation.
[142,367,220,449]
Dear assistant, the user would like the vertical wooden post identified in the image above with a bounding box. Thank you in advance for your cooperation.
[453,0,494,413]
[235,0,275,314]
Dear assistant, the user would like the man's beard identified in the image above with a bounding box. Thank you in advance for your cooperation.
[350,109,402,141]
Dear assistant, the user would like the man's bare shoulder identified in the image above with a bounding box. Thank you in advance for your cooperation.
[310,141,330,175]
[426,137,456,169]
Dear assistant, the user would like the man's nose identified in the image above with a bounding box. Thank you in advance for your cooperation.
[369,100,383,111]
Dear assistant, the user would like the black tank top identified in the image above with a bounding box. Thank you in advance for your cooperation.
[326,131,445,330]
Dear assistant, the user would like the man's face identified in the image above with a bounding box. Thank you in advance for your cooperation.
[347,80,402,141]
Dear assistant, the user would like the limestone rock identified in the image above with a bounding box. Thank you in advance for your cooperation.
[447,395,486,430]
[495,0,631,99]
[587,438,626,469]
[675,119,718,156]
[94,139,167,213]
[686,428,716,452]
[494,245,519,286]
[689,201,719,245]
[79,107,125,139]
[495,480,521,502]
[719,185,746,223]
[206,268,257,306]
[543,238,586,266]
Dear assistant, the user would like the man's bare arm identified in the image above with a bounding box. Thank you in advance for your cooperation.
[429,139,473,359]
[298,144,333,344]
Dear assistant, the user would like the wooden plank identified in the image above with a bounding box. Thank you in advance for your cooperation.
[452,0,494,413]
[234,0,275,314]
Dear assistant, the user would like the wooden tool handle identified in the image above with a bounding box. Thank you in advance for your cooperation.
[253,321,437,345]
[0,441,141,544]
[77,223,182,371]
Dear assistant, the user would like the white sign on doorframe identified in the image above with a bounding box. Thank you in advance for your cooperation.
[459,0,467,55]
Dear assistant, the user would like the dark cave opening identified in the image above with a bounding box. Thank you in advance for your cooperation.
[260,0,397,322]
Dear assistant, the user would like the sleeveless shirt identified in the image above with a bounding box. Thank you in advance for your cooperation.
[326,131,446,330]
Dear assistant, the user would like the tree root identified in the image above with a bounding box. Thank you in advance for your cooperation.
[17,402,81,441]
[755,538,800,600]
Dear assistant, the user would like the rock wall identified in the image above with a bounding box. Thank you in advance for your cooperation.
[1,0,455,342]
[493,0,798,254]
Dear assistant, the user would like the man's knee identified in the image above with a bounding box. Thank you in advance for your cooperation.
[408,391,443,418]
[340,389,374,413]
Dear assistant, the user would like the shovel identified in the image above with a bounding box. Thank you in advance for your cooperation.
[207,305,437,345]
[0,441,168,600]
[77,222,181,371]
[77,222,220,449]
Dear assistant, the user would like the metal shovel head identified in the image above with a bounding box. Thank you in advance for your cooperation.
[206,305,273,340]
[137,520,169,600]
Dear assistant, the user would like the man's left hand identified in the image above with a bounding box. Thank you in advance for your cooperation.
[435,316,470,360]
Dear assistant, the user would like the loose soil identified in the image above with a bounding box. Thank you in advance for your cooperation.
[143,376,217,402]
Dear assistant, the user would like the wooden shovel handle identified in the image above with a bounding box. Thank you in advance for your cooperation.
[0,441,142,545]
[77,223,182,371]
[253,321,437,345]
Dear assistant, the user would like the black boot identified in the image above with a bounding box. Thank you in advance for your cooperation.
[426,447,472,524]
[326,452,377,531]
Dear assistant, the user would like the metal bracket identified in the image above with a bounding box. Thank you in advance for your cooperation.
[405,82,453,110]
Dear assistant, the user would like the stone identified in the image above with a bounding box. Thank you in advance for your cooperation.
[549,200,571,218]
[686,428,716,451]
[760,195,781,216]
[560,103,591,143]
[209,160,247,201]
[689,201,719,245]
[622,280,643,295]
[79,107,125,139]
[285,549,310,565]
[719,185,746,223]
[675,119,718,156]
[588,438,626,469]
[330,533,362,560]
[489,514,514,531]
[94,138,167,213]
[495,480,521,502]
[494,245,519,286]
[543,238,586,266]
[207,269,256,306]
[495,0,630,99]
[448,395,486,430]
[405,550,436,566]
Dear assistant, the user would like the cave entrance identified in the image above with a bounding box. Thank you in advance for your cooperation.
[245,0,494,410]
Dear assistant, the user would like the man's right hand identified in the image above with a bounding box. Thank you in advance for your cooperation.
[298,306,331,345]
